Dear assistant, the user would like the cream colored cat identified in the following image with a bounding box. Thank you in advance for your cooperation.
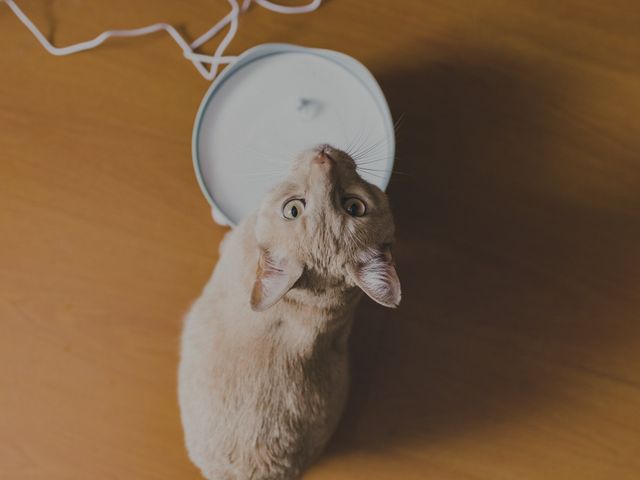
[178,145,401,480]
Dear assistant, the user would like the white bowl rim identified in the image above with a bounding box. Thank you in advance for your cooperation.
[192,43,395,227]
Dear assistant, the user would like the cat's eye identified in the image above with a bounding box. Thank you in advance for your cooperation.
[282,199,305,220]
[343,197,366,217]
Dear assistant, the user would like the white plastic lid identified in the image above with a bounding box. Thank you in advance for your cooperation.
[192,43,395,226]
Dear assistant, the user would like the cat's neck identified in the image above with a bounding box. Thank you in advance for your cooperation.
[267,278,361,357]
[237,214,360,355]
[282,283,361,315]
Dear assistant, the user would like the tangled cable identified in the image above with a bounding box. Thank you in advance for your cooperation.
[3,0,322,80]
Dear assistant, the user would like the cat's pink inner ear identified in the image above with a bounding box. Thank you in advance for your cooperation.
[250,249,303,312]
[352,247,402,308]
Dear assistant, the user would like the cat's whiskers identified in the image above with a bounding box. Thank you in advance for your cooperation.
[355,156,389,166]
[342,122,368,159]
[348,113,404,170]
[351,137,387,161]
[359,168,406,175]
[233,143,295,169]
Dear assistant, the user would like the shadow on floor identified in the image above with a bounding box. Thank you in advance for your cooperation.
[326,48,640,453]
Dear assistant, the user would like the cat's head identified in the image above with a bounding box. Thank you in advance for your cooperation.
[250,144,401,312]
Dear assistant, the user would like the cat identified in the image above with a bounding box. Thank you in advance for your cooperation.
[178,144,401,480]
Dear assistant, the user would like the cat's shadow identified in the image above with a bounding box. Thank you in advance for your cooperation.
[322,49,640,455]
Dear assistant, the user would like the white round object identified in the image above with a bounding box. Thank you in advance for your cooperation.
[193,43,395,226]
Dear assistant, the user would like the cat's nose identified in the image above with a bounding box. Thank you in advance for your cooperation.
[310,147,335,195]
[312,145,335,167]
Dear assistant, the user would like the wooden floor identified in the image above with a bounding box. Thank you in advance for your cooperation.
[2,1,640,479]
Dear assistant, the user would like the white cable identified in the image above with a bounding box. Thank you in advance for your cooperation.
[190,0,246,50]
[201,0,241,81]
[2,0,322,81]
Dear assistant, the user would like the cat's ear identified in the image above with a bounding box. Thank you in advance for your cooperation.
[350,245,401,308]
[250,248,303,312]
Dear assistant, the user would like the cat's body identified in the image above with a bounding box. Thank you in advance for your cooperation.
[179,146,400,480]
[179,214,355,479]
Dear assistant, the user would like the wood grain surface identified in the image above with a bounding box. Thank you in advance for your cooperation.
[1,1,639,479]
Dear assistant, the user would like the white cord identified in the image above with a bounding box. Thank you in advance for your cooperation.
[2,0,322,81]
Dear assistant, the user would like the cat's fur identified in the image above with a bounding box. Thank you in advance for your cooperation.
[178,145,401,480]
